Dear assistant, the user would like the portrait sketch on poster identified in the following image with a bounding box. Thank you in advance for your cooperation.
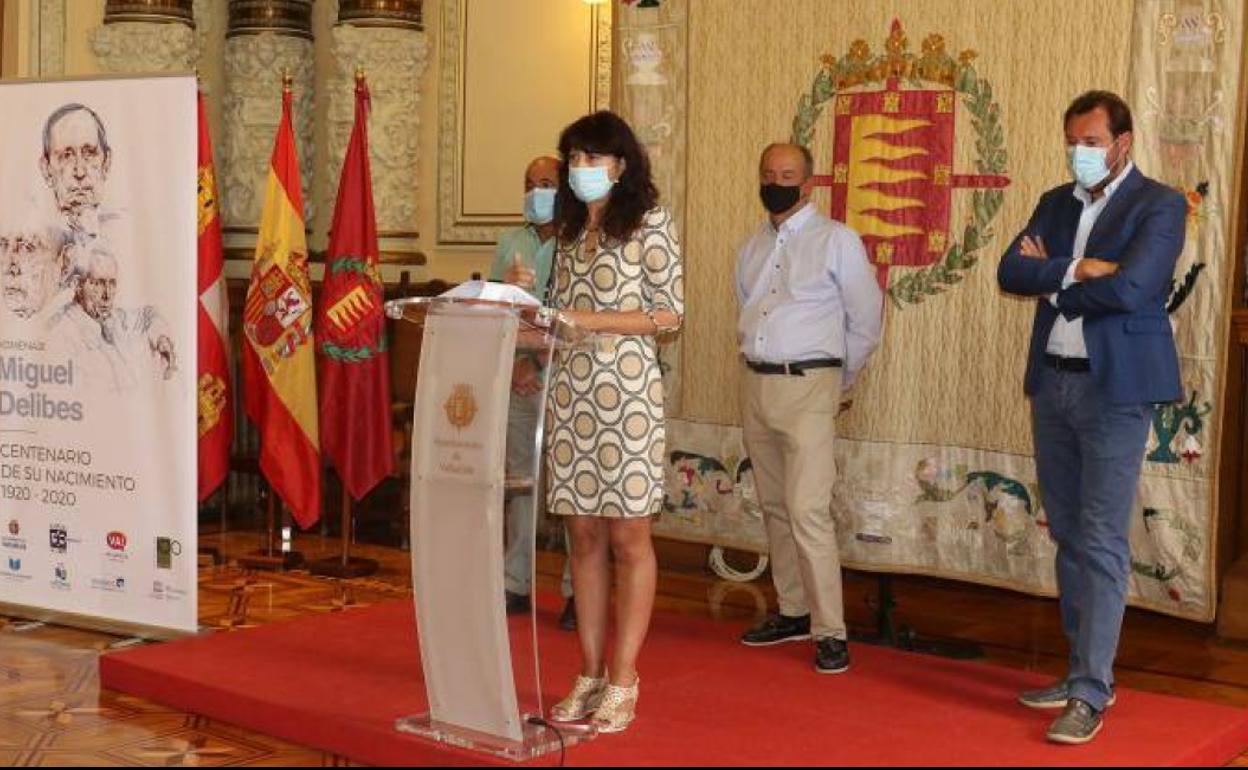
[0,75,198,635]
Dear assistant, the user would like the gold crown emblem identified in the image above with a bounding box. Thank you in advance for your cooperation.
[820,20,977,90]
[443,384,478,430]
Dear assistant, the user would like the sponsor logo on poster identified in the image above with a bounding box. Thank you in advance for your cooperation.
[49,524,67,553]
[155,536,181,570]
[3,556,30,581]
[90,574,127,593]
[52,562,70,589]
[150,578,187,602]
[2,519,26,551]
[105,530,129,563]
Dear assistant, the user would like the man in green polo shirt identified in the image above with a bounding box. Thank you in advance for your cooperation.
[489,155,558,300]
[494,156,575,629]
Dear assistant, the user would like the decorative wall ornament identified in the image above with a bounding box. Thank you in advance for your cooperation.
[593,4,614,114]
[651,2,1243,623]
[1147,391,1214,464]
[191,0,224,91]
[792,19,1012,309]
[1132,507,1205,603]
[1124,0,1241,617]
[221,32,316,233]
[89,21,199,74]
[615,0,684,416]
[33,0,67,76]
[914,459,1040,556]
[328,23,429,254]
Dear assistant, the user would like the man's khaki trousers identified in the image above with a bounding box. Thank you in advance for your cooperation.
[740,364,845,640]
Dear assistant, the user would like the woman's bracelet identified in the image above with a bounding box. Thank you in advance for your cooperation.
[645,307,678,335]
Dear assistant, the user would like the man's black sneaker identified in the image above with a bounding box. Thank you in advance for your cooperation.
[741,614,812,647]
[814,637,850,674]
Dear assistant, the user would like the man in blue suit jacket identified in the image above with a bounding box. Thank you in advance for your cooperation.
[998,91,1186,745]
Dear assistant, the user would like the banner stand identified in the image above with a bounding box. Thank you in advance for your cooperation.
[0,74,199,635]
[0,601,196,641]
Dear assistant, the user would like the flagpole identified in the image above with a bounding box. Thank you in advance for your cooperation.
[309,65,381,580]
[308,477,380,578]
[238,67,314,572]
[239,480,306,571]
[341,485,351,569]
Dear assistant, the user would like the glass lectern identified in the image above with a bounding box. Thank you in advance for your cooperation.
[384,295,596,761]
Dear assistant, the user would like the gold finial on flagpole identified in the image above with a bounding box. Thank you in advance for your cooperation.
[354,65,367,87]
[282,68,294,94]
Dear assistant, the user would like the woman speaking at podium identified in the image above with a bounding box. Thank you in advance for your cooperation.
[542,111,684,734]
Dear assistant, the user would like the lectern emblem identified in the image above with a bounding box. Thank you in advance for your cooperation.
[443,384,479,431]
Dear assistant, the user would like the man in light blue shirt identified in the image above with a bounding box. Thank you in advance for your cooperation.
[488,156,559,301]
[736,143,883,675]
[493,155,575,628]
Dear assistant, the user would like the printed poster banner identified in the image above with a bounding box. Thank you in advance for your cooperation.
[0,75,198,634]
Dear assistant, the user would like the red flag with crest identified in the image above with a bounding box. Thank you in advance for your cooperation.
[316,75,394,500]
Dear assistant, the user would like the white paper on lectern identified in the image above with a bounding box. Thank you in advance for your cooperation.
[408,305,524,742]
[440,280,541,306]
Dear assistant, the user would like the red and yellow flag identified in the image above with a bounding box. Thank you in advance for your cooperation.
[316,76,394,500]
[242,83,321,529]
[196,90,232,503]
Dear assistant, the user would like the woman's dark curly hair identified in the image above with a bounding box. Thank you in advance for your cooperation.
[555,111,659,244]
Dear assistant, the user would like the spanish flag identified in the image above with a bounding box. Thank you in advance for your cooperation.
[242,83,321,529]
[196,90,232,502]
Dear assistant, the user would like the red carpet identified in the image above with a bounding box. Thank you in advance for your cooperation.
[100,598,1248,766]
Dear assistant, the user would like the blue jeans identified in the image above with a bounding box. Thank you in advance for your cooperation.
[1031,365,1151,711]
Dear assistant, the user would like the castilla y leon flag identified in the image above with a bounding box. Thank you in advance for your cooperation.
[196,90,232,503]
[314,76,391,499]
[243,83,321,528]
[316,76,394,501]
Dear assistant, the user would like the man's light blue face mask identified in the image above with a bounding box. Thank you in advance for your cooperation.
[1066,138,1121,190]
[524,187,556,225]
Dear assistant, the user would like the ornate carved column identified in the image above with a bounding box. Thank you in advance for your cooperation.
[221,0,316,241]
[328,0,427,261]
[89,0,198,75]
[29,0,68,77]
